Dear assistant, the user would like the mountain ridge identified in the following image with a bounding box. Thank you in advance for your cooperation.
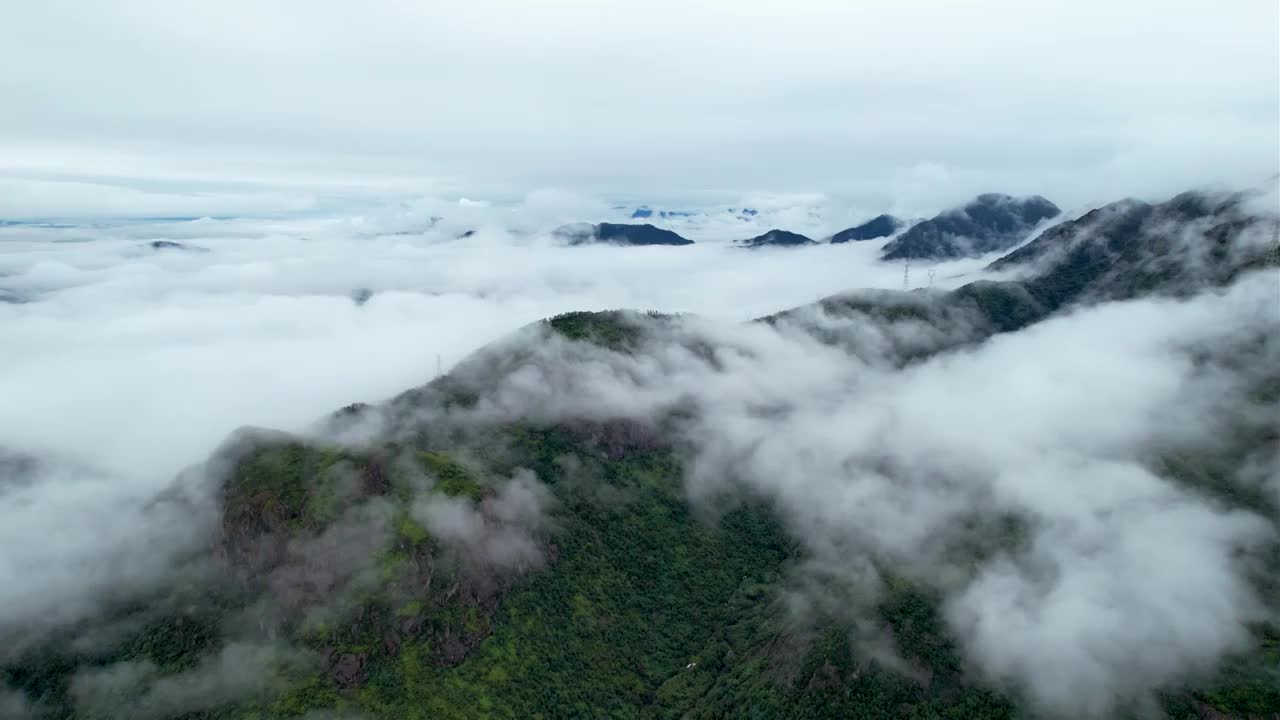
[556,222,695,246]
[830,214,903,243]
[736,229,817,249]
[4,185,1278,720]
[881,194,1061,261]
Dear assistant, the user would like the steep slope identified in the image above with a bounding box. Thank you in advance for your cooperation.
[881,194,1060,261]
[830,214,903,243]
[7,294,1278,719]
[0,398,805,719]
[792,186,1274,358]
[987,189,1280,309]
[555,223,694,246]
[4,188,1278,720]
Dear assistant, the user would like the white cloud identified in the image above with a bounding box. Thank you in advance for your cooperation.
[460,268,1279,715]
[70,642,311,719]
[0,1,1274,214]
[0,2,1275,709]
[413,468,554,576]
[0,210,994,649]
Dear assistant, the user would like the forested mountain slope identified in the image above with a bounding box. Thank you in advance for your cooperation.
[3,188,1278,720]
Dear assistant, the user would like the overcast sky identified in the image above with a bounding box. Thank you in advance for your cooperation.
[1,5,1278,709]
[1,0,1277,216]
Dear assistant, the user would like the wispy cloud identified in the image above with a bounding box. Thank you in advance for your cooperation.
[451,267,1279,715]
[1,1,1275,209]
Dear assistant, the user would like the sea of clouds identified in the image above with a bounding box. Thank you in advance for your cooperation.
[1,185,1273,717]
[0,192,1011,652]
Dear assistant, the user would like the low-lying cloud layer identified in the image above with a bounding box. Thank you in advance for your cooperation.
[0,187,1275,717]
[0,210,994,654]
[460,268,1279,715]
[0,212,990,478]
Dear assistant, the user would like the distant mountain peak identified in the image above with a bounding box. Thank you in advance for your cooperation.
[556,222,694,246]
[880,194,1060,261]
[630,207,695,220]
[831,214,903,243]
[985,186,1277,307]
[147,240,209,253]
[736,229,816,248]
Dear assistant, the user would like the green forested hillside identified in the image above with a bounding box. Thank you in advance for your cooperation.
[6,305,1277,720]
[4,200,1278,719]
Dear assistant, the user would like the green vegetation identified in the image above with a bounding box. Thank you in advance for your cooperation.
[0,425,1039,719]
[1194,624,1280,716]
[8,398,1279,719]
[545,310,673,353]
[7,249,1280,718]
[418,450,484,501]
[356,446,794,719]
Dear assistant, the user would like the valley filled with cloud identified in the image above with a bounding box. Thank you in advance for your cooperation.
[1,2,1277,718]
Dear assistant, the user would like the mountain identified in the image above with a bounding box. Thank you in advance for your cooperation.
[147,240,209,252]
[857,188,1277,342]
[767,189,1276,365]
[737,229,816,248]
[3,187,1277,720]
[556,222,694,246]
[986,189,1279,307]
[830,214,903,243]
[880,194,1060,261]
[630,207,695,220]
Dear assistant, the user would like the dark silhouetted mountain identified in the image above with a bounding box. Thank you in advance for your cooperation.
[987,188,1279,309]
[146,240,209,252]
[6,185,1276,720]
[881,194,1060,261]
[631,207,694,219]
[594,223,693,246]
[737,229,815,248]
[986,199,1151,272]
[771,186,1278,359]
[831,214,903,243]
[556,222,694,246]
[0,220,78,229]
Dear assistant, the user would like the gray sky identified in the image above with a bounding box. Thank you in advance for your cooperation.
[1,4,1278,705]
[1,0,1277,214]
